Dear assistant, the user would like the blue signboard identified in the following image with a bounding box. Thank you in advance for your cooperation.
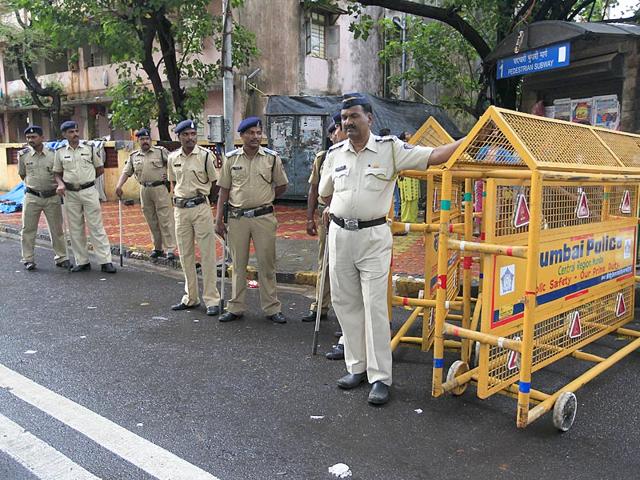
[497,42,571,80]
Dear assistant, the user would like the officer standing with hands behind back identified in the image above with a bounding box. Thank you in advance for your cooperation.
[168,120,221,316]
[53,120,116,273]
[115,128,176,260]
[318,93,464,405]
[215,117,289,324]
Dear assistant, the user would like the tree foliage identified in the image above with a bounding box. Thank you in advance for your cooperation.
[0,0,258,139]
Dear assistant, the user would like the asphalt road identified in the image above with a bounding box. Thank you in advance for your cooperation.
[0,236,639,480]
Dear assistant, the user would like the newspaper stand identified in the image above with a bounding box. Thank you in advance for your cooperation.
[389,118,471,358]
[431,106,640,430]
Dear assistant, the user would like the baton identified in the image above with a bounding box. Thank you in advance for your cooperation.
[118,199,124,267]
[61,197,72,271]
[217,201,229,312]
[312,227,330,355]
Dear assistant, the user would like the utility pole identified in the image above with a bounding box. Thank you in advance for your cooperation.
[222,0,234,151]
[393,13,407,100]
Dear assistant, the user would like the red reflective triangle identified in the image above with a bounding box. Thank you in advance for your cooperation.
[567,311,582,339]
[513,193,531,228]
[576,191,590,219]
[620,190,632,214]
[615,292,627,318]
[506,336,521,370]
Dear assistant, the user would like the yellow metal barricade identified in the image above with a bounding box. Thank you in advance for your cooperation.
[389,118,471,354]
[431,106,640,431]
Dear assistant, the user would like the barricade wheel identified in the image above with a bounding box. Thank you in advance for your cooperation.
[446,360,469,396]
[553,392,577,432]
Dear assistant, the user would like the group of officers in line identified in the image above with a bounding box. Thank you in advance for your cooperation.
[18,92,463,406]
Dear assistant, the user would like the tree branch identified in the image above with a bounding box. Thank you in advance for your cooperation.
[355,0,491,59]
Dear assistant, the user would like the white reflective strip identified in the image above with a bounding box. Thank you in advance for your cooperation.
[445,301,450,309]
[0,413,100,480]
[0,364,219,480]
[459,241,466,251]
[405,223,411,233]
[498,337,505,348]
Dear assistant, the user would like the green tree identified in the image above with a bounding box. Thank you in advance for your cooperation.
[1,0,258,139]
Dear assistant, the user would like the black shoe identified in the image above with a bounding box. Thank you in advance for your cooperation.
[101,263,117,273]
[267,312,286,324]
[71,263,91,272]
[301,310,327,322]
[150,250,164,259]
[334,330,343,338]
[171,302,200,311]
[166,252,176,261]
[219,311,243,322]
[325,343,344,360]
[206,305,220,316]
[24,261,36,271]
[368,381,390,405]
[56,260,71,269]
[337,372,367,390]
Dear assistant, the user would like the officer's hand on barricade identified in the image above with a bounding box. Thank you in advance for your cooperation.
[56,184,66,197]
[306,218,317,236]
[215,221,227,238]
[115,187,123,199]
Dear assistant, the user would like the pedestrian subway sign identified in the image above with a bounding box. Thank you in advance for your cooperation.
[497,42,570,80]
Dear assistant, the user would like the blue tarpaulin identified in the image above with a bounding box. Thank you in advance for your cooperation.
[0,182,25,213]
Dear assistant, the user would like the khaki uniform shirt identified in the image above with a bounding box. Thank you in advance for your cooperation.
[167,145,217,198]
[123,146,169,184]
[308,150,327,206]
[218,146,289,209]
[53,142,102,184]
[318,134,433,221]
[18,146,57,191]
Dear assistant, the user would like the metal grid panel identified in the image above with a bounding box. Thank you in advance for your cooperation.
[413,125,449,148]
[432,180,462,217]
[493,183,605,237]
[607,185,637,218]
[501,113,621,168]
[593,130,640,169]
[481,286,633,397]
[457,120,525,166]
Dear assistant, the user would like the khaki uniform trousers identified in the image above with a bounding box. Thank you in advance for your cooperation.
[174,202,220,307]
[21,192,67,264]
[227,213,281,316]
[310,212,331,314]
[328,222,393,385]
[64,188,112,265]
[140,185,176,251]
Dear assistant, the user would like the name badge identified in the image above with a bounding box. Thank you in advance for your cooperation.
[335,165,347,172]
[334,165,349,178]
[231,166,243,170]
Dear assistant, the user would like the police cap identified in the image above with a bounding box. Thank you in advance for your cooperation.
[60,120,78,132]
[135,128,151,138]
[237,116,262,134]
[341,92,370,110]
[332,112,341,125]
[327,122,337,135]
[174,119,197,134]
[24,125,43,136]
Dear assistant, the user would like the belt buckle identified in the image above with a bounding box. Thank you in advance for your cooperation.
[185,200,195,208]
[344,218,359,230]
[244,209,255,218]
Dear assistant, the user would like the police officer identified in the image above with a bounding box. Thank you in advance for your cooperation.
[215,117,289,324]
[53,120,116,273]
[168,120,221,315]
[115,128,176,260]
[18,125,70,270]
[318,93,463,405]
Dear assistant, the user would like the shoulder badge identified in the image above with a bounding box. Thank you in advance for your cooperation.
[328,140,347,152]
[374,135,397,143]
[263,147,278,156]
[225,148,241,157]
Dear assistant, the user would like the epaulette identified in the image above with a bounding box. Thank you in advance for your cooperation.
[328,139,347,152]
[225,148,241,157]
[18,146,30,156]
[55,144,67,150]
[375,135,398,143]
[131,149,141,156]
[263,147,278,156]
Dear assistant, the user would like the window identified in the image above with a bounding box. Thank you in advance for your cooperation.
[305,12,327,59]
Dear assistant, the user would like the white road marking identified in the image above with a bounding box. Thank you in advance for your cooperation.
[0,364,220,480]
[0,413,100,480]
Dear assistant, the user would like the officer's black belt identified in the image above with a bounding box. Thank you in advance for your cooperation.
[25,186,57,198]
[141,180,167,188]
[64,181,95,192]
[331,214,387,231]
[229,205,274,219]
[174,195,206,208]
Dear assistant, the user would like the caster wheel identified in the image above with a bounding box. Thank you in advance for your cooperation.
[553,391,577,432]
[446,360,470,396]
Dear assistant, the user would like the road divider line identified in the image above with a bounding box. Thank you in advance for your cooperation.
[0,413,100,480]
[0,364,220,480]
